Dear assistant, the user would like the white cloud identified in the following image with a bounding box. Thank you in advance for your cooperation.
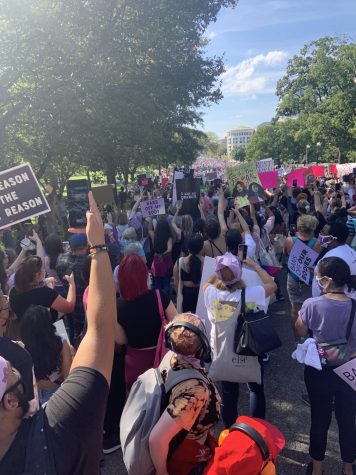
[206,30,217,40]
[221,50,288,96]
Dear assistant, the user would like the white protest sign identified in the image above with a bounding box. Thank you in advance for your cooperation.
[195,256,270,340]
[140,198,165,218]
[333,358,356,392]
[0,163,50,230]
[173,170,184,204]
[256,158,274,173]
[54,319,70,345]
[288,240,319,285]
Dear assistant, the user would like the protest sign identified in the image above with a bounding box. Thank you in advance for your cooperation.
[256,158,274,173]
[0,163,50,230]
[161,177,169,188]
[333,358,356,392]
[175,176,200,215]
[195,257,270,338]
[288,239,319,285]
[287,168,308,187]
[140,198,165,218]
[336,163,356,178]
[172,170,184,204]
[311,166,325,177]
[91,184,115,205]
[258,171,278,189]
[329,164,337,176]
[227,163,264,208]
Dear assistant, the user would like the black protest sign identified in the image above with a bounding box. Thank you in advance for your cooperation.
[0,163,50,230]
[176,177,200,215]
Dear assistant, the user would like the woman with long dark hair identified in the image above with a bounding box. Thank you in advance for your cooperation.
[296,257,356,475]
[20,305,72,403]
[44,234,65,294]
[149,217,174,295]
[9,255,76,323]
[173,234,204,313]
[115,254,177,389]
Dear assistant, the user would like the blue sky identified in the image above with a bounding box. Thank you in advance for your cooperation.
[200,0,356,138]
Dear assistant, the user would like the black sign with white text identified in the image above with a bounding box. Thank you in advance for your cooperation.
[0,163,50,229]
[176,176,201,215]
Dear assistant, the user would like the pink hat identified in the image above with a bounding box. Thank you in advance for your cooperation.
[215,253,242,285]
[0,356,9,400]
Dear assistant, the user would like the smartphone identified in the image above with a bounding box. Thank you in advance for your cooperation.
[66,179,89,228]
[24,222,34,235]
[292,179,297,187]
[335,183,341,191]
[62,241,70,253]
[307,175,314,185]
[238,244,248,260]
[289,224,297,236]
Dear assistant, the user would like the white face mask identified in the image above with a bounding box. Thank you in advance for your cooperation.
[316,275,331,292]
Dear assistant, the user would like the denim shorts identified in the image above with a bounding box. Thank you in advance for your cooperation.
[287,273,312,304]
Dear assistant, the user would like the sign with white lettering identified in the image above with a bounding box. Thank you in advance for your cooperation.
[287,239,319,285]
[0,163,50,230]
[140,198,166,218]
[333,358,356,392]
[175,176,201,215]
[256,158,274,173]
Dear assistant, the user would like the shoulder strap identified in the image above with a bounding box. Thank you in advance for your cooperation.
[240,288,246,318]
[155,289,165,323]
[229,421,270,462]
[209,240,223,256]
[165,367,207,393]
[346,299,356,341]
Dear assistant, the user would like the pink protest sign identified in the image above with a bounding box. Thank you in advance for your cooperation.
[311,166,325,177]
[162,177,169,187]
[258,171,278,189]
[329,164,337,176]
[287,168,307,187]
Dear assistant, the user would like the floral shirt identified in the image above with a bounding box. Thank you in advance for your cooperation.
[165,355,221,444]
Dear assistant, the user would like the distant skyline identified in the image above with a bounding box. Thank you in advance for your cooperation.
[200,0,356,137]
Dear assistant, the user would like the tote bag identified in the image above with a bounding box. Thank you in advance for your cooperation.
[208,295,261,384]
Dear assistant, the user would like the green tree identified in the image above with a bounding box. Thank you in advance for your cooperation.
[276,36,356,162]
[0,0,239,184]
[232,146,246,162]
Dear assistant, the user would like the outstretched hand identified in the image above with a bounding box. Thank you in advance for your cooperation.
[86,192,104,246]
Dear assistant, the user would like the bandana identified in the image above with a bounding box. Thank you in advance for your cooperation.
[215,253,242,285]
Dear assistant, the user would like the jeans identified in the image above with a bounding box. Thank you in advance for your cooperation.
[305,365,356,462]
[221,359,265,427]
[154,276,171,297]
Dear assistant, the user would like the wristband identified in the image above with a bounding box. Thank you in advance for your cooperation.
[89,244,108,256]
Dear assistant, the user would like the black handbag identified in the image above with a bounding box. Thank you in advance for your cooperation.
[317,299,356,367]
[234,289,282,356]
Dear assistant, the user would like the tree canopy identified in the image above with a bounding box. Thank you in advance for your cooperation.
[0,0,239,186]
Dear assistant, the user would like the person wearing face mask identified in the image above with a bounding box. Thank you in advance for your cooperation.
[295,257,356,475]
[312,221,356,300]
[284,215,322,342]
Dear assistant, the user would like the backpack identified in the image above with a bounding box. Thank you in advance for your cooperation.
[120,351,207,475]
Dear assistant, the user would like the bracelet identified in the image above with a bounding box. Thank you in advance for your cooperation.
[89,244,108,256]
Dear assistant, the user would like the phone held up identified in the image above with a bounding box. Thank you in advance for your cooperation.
[238,244,248,261]
[66,179,90,229]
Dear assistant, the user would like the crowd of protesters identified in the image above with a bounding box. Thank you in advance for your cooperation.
[0,169,355,475]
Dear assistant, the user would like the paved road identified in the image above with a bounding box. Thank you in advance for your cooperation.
[102,273,344,474]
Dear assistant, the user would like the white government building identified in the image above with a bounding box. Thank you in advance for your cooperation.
[226,125,255,156]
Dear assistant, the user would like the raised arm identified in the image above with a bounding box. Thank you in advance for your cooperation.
[171,204,182,241]
[234,207,251,235]
[249,203,258,226]
[6,248,27,275]
[129,193,143,219]
[70,192,116,385]
[31,230,45,262]
[217,188,228,235]
[313,187,325,217]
